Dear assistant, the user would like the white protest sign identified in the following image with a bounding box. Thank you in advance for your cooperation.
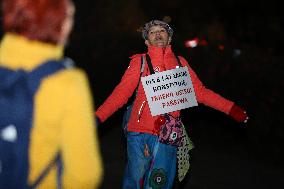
[141,66,198,116]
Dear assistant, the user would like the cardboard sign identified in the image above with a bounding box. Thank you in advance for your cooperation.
[141,67,198,116]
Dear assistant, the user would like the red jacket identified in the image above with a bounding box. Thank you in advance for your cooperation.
[96,45,234,135]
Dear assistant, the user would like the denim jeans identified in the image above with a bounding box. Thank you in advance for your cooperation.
[122,132,177,189]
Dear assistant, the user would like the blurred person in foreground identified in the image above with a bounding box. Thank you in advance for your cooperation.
[96,20,248,189]
[0,0,103,188]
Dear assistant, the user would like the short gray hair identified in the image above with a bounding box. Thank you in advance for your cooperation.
[142,20,173,40]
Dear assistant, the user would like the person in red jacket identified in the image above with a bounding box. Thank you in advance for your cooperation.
[96,20,248,189]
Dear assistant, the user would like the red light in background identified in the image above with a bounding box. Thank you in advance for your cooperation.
[184,38,199,48]
[184,38,208,48]
[218,44,225,51]
[199,39,208,46]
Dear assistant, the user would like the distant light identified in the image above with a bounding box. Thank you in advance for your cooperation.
[218,44,224,51]
[233,49,242,58]
[199,39,208,46]
[184,38,199,48]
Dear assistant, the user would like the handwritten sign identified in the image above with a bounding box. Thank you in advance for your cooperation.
[141,67,198,116]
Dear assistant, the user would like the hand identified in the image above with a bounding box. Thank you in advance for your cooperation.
[153,115,166,134]
[229,104,249,123]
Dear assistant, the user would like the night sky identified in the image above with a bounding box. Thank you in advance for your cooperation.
[63,0,284,188]
[1,0,284,188]
[67,0,283,98]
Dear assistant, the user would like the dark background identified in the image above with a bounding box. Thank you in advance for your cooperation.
[66,0,284,188]
[3,0,284,188]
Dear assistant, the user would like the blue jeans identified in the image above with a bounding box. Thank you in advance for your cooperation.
[122,132,177,189]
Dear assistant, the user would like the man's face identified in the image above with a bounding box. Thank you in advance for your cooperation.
[145,25,171,48]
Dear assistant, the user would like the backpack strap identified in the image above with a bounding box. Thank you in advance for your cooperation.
[29,152,62,189]
[28,58,73,95]
[174,54,183,67]
[0,67,26,90]
[140,55,146,77]
[28,59,72,188]
[145,54,155,75]
[133,55,146,95]
[145,53,183,75]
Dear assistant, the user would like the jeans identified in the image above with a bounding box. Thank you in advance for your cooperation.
[122,132,177,189]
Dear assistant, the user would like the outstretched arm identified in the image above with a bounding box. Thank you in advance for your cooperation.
[179,56,248,123]
[228,104,249,123]
[96,55,142,123]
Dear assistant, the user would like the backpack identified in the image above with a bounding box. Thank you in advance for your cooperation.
[0,59,72,189]
[122,55,145,135]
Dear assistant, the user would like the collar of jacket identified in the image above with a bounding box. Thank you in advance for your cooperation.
[0,33,64,71]
[146,45,178,71]
[147,45,174,61]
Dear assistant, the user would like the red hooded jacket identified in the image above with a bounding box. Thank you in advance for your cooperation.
[96,45,234,135]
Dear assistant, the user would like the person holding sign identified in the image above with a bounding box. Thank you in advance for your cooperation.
[96,19,248,189]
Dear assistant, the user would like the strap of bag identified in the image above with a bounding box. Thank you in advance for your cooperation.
[145,53,183,75]
[133,55,146,96]
[30,152,62,189]
[145,54,155,75]
[125,55,145,109]
[28,59,72,188]
[174,54,183,67]
[28,59,73,95]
